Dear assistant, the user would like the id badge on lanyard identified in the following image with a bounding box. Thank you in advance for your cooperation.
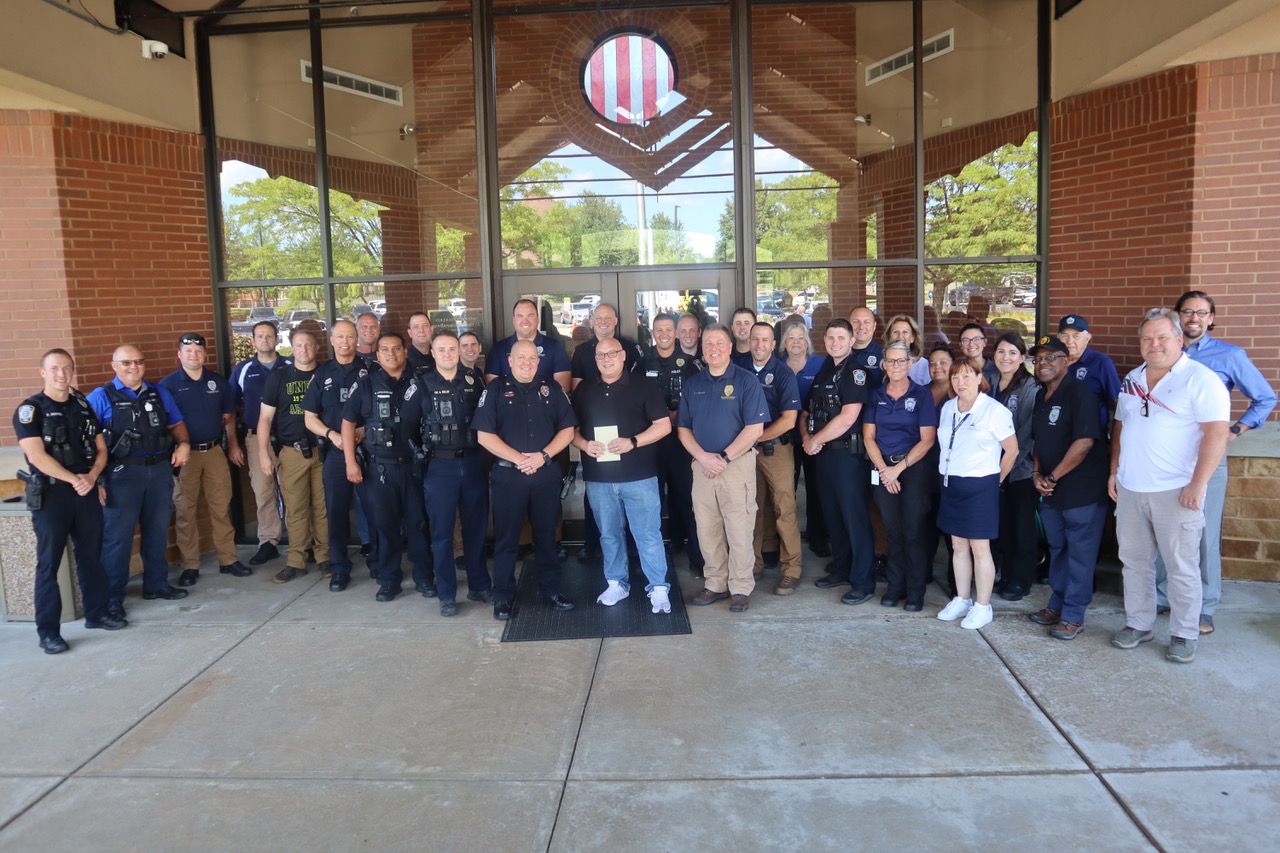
[942,411,971,488]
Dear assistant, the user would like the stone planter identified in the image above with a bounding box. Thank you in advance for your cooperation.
[0,496,83,624]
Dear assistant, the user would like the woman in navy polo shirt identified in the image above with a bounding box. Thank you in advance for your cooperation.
[863,341,938,611]
[989,332,1039,601]
[781,322,830,557]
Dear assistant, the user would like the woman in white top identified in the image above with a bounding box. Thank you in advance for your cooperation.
[935,359,1018,630]
[884,314,933,386]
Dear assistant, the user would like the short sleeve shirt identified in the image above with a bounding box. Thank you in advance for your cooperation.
[677,364,769,454]
[160,368,234,445]
[849,341,886,388]
[938,393,1015,479]
[865,381,938,458]
[806,356,871,441]
[571,372,667,483]
[471,376,577,454]
[486,334,570,384]
[303,358,369,432]
[231,356,289,429]
[260,365,315,445]
[1071,346,1121,433]
[571,335,645,383]
[750,355,802,424]
[13,391,99,475]
[87,378,184,432]
[1032,376,1108,509]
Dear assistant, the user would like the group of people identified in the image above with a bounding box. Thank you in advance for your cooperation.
[14,290,1274,664]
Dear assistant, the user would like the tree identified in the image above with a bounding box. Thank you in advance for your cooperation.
[649,211,697,264]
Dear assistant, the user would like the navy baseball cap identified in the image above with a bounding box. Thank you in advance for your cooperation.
[1057,314,1089,333]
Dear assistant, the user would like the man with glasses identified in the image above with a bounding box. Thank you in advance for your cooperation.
[231,321,289,567]
[161,333,249,588]
[88,345,192,616]
[1109,308,1229,664]
[1155,291,1276,635]
[1057,314,1120,434]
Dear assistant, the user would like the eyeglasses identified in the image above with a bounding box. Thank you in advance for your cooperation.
[883,357,911,366]
[959,336,985,345]
[596,350,623,360]
[114,359,145,367]
[1179,308,1211,319]
[1032,354,1066,365]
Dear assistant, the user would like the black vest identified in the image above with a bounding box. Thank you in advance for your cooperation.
[361,370,416,461]
[103,383,173,460]
[641,349,702,411]
[808,358,853,439]
[30,390,98,474]
[418,367,482,451]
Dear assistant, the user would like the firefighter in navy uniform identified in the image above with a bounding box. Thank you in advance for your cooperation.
[473,339,578,621]
[800,319,876,605]
[14,349,125,654]
[303,320,367,592]
[342,332,434,602]
[418,332,492,616]
[640,312,705,576]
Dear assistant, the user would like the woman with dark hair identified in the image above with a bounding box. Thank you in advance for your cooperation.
[989,332,1039,600]
[935,359,1017,629]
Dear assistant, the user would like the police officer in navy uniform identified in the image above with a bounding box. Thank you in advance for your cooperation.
[406,311,436,374]
[848,306,886,387]
[641,312,705,576]
[473,339,578,621]
[418,331,492,616]
[303,319,367,592]
[88,344,192,617]
[801,319,876,605]
[342,332,434,602]
[14,349,125,654]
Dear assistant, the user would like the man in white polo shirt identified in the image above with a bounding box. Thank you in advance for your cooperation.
[1108,307,1229,664]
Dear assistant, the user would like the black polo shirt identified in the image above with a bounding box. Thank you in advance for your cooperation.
[571,371,667,484]
[160,368,233,445]
[570,334,645,383]
[407,346,435,375]
[805,355,871,441]
[471,375,577,454]
[1032,375,1108,509]
[261,364,315,445]
[302,357,368,432]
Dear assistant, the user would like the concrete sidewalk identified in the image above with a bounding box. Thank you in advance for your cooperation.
[0,547,1276,852]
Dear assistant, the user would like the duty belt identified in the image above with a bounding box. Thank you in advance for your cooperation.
[192,440,218,452]
[122,455,167,466]
[755,435,791,449]
[430,448,475,459]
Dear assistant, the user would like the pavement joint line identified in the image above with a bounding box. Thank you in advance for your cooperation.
[976,627,1166,853]
[0,572,324,836]
[545,637,605,853]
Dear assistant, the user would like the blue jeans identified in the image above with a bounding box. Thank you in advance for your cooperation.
[102,460,175,604]
[585,477,669,592]
[1154,456,1226,616]
[1040,500,1107,625]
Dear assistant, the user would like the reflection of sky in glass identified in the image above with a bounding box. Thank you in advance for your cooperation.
[220,160,269,209]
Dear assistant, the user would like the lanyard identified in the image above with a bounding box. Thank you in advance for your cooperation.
[942,409,972,487]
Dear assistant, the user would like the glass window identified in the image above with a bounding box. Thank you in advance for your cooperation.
[223,285,329,360]
[752,3,915,264]
[926,262,1036,349]
[379,279,487,350]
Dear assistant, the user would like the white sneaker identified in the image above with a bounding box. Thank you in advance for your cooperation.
[961,602,993,630]
[597,580,629,607]
[937,596,973,622]
[648,586,671,614]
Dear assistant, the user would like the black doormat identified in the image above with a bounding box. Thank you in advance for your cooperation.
[500,553,691,643]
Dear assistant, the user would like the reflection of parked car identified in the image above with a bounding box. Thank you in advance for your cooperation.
[369,300,386,316]
[351,303,375,318]
[286,310,326,331]
[561,301,594,326]
[231,306,280,336]
[1012,286,1037,307]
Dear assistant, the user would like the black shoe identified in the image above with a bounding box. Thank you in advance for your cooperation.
[841,590,874,605]
[440,601,459,617]
[814,574,851,589]
[578,545,600,563]
[903,601,924,613]
[40,636,69,655]
[689,563,704,579]
[220,561,252,577]
[880,594,905,608]
[545,593,575,611]
[85,614,127,630]
[761,550,780,569]
[177,569,199,587]
[467,589,494,604]
[359,543,371,558]
[998,588,1026,602]
[416,582,438,599]
[494,601,512,621]
[143,585,189,601]
[304,549,315,565]
[249,543,280,565]
[107,603,127,620]
[809,541,832,558]
[375,584,400,602]
[556,545,568,562]
[329,574,350,592]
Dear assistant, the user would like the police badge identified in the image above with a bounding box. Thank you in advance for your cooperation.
[904,397,916,413]
[853,369,867,386]
[207,379,217,391]
[465,374,474,385]
[764,373,774,385]
[404,383,417,400]
[1049,405,1061,424]
[1008,395,1019,412]
[539,384,550,397]
[1076,367,1087,381]
[867,355,878,367]
[676,358,685,367]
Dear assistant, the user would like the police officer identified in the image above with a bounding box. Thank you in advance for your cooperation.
[88,344,192,616]
[848,306,886,387]
[160,333,249,587]
[485,298,571,391]
[14,349,124,654]
[342,332,434,602]
[406,311,435,374]
[302,319,368,592]
[801,319,875,605]
[418,331,492,616]
[641,312,704,576]
[473,339,578,621]
[356,311,380,364]
[231,320,289,566]
[1056,314,1120,433]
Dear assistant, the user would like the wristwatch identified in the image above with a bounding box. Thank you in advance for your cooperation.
[1230,423,1243,435]
[1045,473,1058,484]
[718,450,730,463]
[540,450,552,465]
[630,436,639,450]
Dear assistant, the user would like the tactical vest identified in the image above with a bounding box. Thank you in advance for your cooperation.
[103,383,173,461]
[33,391,98,474]
[808,358,852,438]
[642,350,700,411]
[419,368,480,451]
[361,370,415,461]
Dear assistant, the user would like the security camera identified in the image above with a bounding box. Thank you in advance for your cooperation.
[141,40,169,60]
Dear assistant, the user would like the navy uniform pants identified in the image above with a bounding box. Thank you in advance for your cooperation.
[33,480,110,639]
[320,448,356,577]
[871,460,932,604]
[102,459,174,604]
[816,445,875,594]
[424,452,491,602]
[362,459,432,590]
[490,464,562,604]
[656,433,702,570]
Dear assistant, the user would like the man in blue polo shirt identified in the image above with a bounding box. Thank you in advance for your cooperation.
[484,298,571,392]
[1156,291,1277,634]
[231,320,289,566]
[161,333,249,587]
[88,344,191,617]
[678,323,769,612]
[848,306,886,387]
[1057,314,1120,434]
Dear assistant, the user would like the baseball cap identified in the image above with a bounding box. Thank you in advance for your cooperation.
[1058,314,1089,333]
[1030,336,1070,357]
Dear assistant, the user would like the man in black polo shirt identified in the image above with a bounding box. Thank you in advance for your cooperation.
[1027,336,1109,640]
[571,337,673,613]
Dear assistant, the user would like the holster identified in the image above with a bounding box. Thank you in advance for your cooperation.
[17,469,45,511]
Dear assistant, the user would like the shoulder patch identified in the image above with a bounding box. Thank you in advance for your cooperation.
[853,369,867,386]
[404,383,417,400]
[478,389,487,406]
[18,404,35,424]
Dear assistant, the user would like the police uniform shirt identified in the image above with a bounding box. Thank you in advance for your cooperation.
[571,335,646,383]
[849,340,886,388]
[87,378,185,457]
[571,371,667,484]
[231,355,290,431]
[471,375,577,454]
[805,355,871,442]
[1032,375,1108,510]
[865,380,938,458]
[303,358,368,432]
[750,354,801,424]
[677,363,769,455]
[730,349,754,369]
[13,391,98,475]
[1071,346,1121,431]
[260,365,316,445]
[342,370,425,458]
[407,346,435,375]
[641,349,702,410]
[417,365,484,449]
[486,333,570,384]
[160,368,233,445]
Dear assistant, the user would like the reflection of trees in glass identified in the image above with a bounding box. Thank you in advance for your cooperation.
[718,172,836,293]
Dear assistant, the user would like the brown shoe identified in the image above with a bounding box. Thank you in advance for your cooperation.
[690,588,730,606]
[272,566,308,584]
[1028,607,1061,626]
[1049,621,1084,640]
[729,594,750,613]
[775,576,800,596]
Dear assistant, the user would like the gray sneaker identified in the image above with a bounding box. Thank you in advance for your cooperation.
[1167,636,1197,663]
[1111,626,1155,649]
